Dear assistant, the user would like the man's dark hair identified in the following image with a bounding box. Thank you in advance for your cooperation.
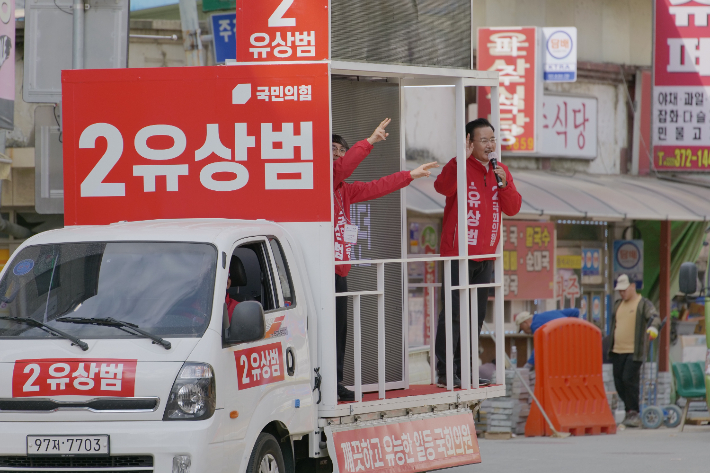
[465,118,495,140]
[332,134,349,150]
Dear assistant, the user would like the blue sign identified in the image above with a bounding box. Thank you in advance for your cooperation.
[592,295,602,323]
[211,13,236,64]
[581,248,601,277]
[13,259,34,276]
[580,295,588,320]
[613,240,644,289]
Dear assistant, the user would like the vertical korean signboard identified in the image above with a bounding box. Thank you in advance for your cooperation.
[502,221,554,300]
[477,27,538,153]
[62,64,331,225]
[236,0,329,63]
[0,0,14,130]
[653,0,710,170]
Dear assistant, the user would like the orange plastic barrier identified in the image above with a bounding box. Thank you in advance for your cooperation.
[525,318,616,437]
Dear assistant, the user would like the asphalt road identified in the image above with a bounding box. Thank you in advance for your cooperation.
[443,424,710,473]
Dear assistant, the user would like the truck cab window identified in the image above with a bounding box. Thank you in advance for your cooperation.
[231,242,278,312]
[268,237,295,307]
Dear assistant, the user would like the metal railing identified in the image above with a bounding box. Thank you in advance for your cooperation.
[335,252,505,403]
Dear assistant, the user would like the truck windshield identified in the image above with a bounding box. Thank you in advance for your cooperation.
[0,242,217,340]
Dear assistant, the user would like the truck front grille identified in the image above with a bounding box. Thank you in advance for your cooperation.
[0,398,159,412]
[0,455,153,469]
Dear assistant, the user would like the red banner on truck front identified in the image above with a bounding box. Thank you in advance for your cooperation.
[477,27,538,153]
[12,359,137,398]
[62,64,331,225]
[327,412,480,473]
[236,0,329,63]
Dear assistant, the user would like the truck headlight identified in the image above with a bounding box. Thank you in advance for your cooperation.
[164,362,216,421]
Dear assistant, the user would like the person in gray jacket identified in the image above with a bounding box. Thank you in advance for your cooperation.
[608,274,661,427]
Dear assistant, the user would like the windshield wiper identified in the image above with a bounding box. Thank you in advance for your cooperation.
[0,316,89,351]
[57,317,171,350]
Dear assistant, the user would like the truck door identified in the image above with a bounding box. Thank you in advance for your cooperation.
[222,236,311,446]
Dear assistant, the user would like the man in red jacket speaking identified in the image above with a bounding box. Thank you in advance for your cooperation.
[434,118,522,388]
[333,118,437,400]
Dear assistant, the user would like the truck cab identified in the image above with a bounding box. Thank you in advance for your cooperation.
[0,220,314,473]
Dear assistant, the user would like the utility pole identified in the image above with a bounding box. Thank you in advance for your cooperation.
[72,0,84,69]
[178,0,205,67]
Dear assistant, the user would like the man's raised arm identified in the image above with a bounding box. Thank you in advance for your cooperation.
[333,118,391,187]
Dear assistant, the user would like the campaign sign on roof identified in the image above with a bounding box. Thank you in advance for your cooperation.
[61,64,330,225]
[235,0,329,63]
[477,27,538,153]
[653,0,710,170]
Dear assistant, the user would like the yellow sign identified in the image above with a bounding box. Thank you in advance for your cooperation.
[557,255,582,269]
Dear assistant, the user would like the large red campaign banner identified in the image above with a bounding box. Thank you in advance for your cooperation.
[236,0,329,63]
[329,412,480,473]
[653,0,710,170]
[62,64,331,225]
[12,359,137,398]
[477,27,538,153]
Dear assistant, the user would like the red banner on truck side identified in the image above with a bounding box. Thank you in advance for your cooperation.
[62,64,331,225]
[236,0,329,63]
[477,27,538,153]
[327,412,480,473]
[12,359,137,398]
[234,342,285,389]
[652,0,710,170]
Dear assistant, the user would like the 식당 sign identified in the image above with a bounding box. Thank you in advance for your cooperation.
[653,0,710,171]
[541,95,597,158]
[477,27,538,153]
[61,64,330,225]
[542,27,577,82]
[502,221,554,300]
[235,0,329,63]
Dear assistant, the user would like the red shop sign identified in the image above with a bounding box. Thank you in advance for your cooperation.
[12,358,137,398]
[62,63,331,225]
[653,0,710,171]
[477,27,538,153]
[236,0,329,63]
[502,221,555,300]
[328,412,480,473]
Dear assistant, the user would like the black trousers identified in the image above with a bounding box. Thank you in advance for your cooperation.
[335,274,348,383]
[610,352,641,413]
[435,260,492,378]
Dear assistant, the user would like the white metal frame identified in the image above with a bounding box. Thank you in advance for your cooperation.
[327,61,504,417]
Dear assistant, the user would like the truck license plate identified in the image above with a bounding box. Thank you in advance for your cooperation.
[27,436,109,456]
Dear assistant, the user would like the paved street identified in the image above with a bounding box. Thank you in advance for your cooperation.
[446,425,710,472]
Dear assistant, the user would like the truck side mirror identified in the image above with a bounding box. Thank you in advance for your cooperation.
[679,262,698,295]
[224,301,265,345]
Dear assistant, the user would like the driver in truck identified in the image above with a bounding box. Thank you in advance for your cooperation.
[332,118,439,401]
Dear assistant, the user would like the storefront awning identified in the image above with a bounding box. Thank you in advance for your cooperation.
[406,168,710,221]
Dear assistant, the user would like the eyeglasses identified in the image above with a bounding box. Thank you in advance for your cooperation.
[332,144,347,155]
[473,138,497,145]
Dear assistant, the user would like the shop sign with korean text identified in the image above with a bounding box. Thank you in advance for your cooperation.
[0,0,14,130]
[326,411,480,473]
[542,27,577,82]
[477,27,539,153]
[556,253,582,309]
[236,0,328,63]
[653,0,710,170]
[211,12,236,64]
[541,95,597,158]
[502,221,554,300]
[613,240,643,289]
[62,64,330,225]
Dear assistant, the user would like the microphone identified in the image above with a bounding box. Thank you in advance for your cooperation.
[488,152,504,188]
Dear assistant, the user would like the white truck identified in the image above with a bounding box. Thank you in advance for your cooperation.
[0,53,506,473]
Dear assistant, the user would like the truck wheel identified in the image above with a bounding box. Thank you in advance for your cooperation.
[246,433,286,473]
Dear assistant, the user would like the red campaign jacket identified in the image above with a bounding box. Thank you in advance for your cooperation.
[334,140,413,277]
[435,156,522,258]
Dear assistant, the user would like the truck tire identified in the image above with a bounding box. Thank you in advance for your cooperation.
[246,433,286,473]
